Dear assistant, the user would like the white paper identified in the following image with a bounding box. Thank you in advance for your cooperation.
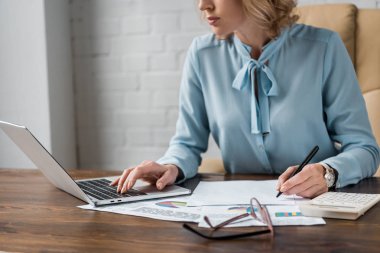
[188,180,309,206]
[78,196,201,222]
[266,205,325,226]
[198,205,325,228]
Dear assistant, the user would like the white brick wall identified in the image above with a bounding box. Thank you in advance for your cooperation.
[71,0,380,170]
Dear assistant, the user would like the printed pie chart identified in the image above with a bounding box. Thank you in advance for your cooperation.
[155,201,187,208]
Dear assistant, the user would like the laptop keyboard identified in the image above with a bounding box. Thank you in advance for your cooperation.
[77,179,147,200]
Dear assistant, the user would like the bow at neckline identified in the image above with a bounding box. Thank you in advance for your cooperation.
[231,29,289,134]
[232,60,278,134]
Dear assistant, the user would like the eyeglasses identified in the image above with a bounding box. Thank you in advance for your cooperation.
[183,197,274,240]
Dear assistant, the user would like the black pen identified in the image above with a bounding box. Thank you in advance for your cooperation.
[276,145,319,198]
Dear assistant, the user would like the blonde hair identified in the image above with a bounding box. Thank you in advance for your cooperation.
[242,0,299,38]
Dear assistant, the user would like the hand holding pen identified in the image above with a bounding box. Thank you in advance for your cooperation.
[276,146,328,198]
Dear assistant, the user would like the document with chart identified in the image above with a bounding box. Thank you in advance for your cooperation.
[197,205,325,228]
[78,196,201,222]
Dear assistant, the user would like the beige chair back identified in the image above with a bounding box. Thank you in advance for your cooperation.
[356,10,380,176]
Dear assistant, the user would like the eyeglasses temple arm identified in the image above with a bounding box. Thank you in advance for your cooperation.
[204,212,250,230]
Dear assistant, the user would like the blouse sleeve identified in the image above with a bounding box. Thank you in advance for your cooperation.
[321,32,380,187]
[156,38,210,182]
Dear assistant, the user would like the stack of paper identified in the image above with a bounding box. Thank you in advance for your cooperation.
[197,205,325,227]
[78,180,325,227]
[79,196,201,222]
[187,180,309,206]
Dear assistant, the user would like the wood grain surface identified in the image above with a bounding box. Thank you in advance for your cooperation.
[0,169,379,253]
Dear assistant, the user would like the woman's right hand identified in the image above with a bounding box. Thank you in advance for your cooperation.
[110,161,179,193]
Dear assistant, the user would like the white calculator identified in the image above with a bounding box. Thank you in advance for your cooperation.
[299,192,380,220]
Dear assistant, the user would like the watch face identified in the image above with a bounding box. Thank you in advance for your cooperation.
[325,173,335,188]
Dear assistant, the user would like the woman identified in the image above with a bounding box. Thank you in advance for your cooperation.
[111,0,379,198]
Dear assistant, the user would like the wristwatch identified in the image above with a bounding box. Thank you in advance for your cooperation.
[320,163,338,190]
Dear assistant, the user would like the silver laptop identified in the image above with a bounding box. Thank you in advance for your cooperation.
[0,120,191,206]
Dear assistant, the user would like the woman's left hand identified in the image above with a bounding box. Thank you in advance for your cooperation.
[276,163,328,198]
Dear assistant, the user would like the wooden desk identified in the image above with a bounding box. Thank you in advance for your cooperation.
[0,169,379,253]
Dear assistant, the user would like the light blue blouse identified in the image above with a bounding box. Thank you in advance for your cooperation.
[157,24,379,188]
